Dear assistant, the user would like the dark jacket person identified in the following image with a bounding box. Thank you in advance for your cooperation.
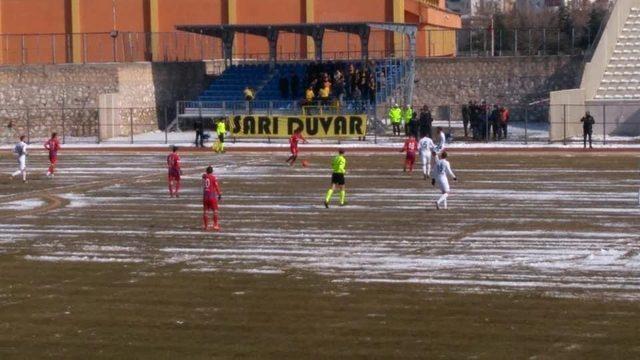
[580,111,595,149]
[418,106,433,138]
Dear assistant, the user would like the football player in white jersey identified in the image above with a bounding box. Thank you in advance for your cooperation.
[431,151,457,210]
[434,127,446,154]
[418,135,435,180]
[11,135,28,183]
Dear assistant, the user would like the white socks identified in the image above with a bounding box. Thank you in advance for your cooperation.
[12,170,26,181]
[437,193,448,209]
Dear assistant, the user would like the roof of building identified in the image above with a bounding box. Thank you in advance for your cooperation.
[176,22,418,37]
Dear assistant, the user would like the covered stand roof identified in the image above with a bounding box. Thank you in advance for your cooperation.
[176,22,417,37]
[176,22,417,66]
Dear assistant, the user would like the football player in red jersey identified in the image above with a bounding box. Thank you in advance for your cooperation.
[286,128,307,166]
[202,165,222,231]
[167,146,182,197]
[44,132,61,178]
[400,136,418,173]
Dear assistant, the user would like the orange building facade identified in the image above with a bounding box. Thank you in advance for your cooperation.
[0,0,460,64]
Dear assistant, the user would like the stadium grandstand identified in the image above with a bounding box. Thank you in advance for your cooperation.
[0,0,460,140]
[174,22,417,123]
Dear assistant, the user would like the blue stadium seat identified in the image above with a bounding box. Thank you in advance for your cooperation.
[192,61,407,105]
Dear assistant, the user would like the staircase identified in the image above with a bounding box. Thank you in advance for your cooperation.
[595,7,640,100]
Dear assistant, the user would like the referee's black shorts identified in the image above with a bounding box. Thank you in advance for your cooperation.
[218,133,225,143]
[331,173,345,185]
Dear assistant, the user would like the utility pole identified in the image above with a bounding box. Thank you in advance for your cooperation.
[110,0,118,62]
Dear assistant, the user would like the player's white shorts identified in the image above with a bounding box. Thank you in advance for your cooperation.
[436,177,450,193]
[17,155,26,171]
[420,151,431,165]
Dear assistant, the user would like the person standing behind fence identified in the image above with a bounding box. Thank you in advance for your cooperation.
[402,105,414,136]
[580,111,595,149]
[194,118,204,148]
[419,105,433,139]
[389,104,402,136]
[499,106,509,140]
[461,102,471,138]
[489,105,500,141]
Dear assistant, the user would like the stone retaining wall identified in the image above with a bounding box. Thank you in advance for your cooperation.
[410,56,585,121]
[0,62,207,143]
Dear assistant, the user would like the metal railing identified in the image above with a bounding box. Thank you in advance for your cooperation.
[176,100,376,119]
[2,103,637,145]
[452,28,596,58]
[0,27,597,66]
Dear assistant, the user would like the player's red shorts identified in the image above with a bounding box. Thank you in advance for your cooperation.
[49,156,58,164]
[290,145,299,155]
[203,198,219,211]
[405,152,416,162]
[168,168,181,180]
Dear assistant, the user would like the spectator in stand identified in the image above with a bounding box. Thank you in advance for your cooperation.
[290,72,300,99]
[498,106,509,140]
[358,69,369,101]
[461,102,471,138]
[368,74,376,105]
[347,64,356,99]
[379,69,387,94]
[304,86,315,106]
[351,84,362,103]
[243,86,255,114]
[419,105,433,138]
[334,70,345,103]
[319,84,331,106]
[279,74,289,99]
[322,73,331,90]
[580,111,595,149]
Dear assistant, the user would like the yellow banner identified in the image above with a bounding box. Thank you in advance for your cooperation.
[229,115,367,138]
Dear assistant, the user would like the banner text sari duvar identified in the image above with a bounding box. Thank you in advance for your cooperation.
[230,115,367,138]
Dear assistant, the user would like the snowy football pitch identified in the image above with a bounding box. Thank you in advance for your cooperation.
[1,150,639,357]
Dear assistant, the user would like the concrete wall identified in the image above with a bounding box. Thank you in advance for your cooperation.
[549,88,585,141]
[0,62,207,142]
[412,56,585,107]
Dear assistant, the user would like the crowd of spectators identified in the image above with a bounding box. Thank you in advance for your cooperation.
[461,101,510,141]
[278,61,380,106]
[387,101,511,142]
[389,104,434,139]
